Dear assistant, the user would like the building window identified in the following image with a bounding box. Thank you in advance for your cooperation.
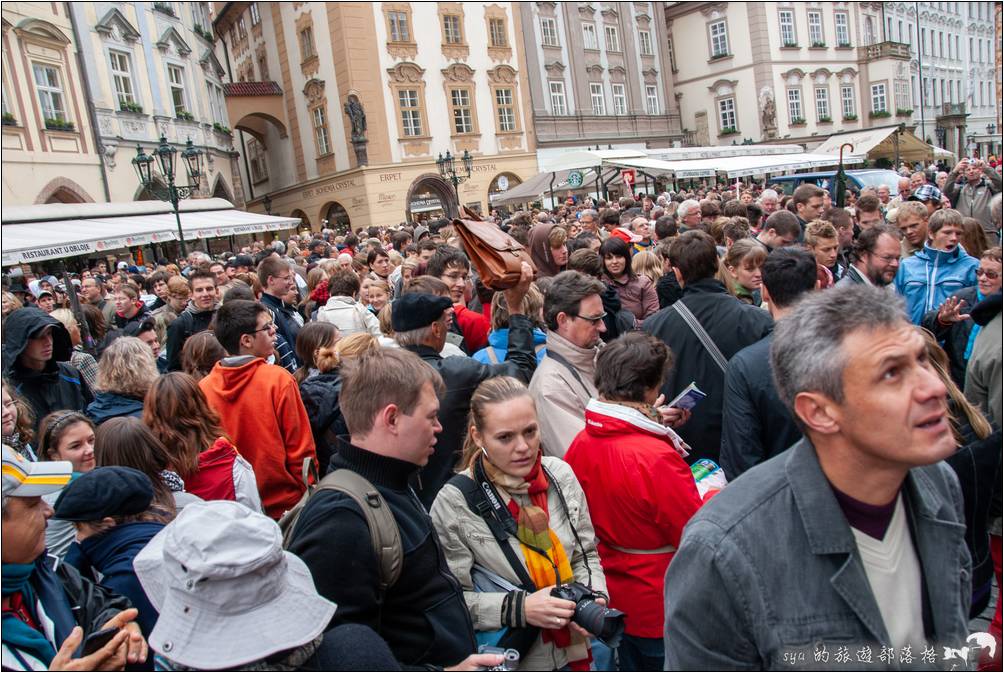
[109,51,136,107]
[718,97,736,131]
[237,16,247,39]
[207,82,225,123]
[668,36,677,71]
[604,25,620,52]
[258,53,269,80]
[922,28,927,55]
[895,79,911,109]
[938,31,943,57]
[779,10,796,46]
[612,83,626,115]
[549,80,567,115]
[639,30,653,55]
[488,17,507,47]
[32,63,66,121]
[192,2,211,30]
[582,23,598,49]
[249,2,261,26]
[871,83,887,113]
[494,87,515,131]
[709,20,729,57]
[954,35,959,60]
[807,10,823,45]
[313,106,330,155]
[787,87,803,122]
[590,83,605,115]
[299,27,315,59]
[645,85,659,114]
[167,65,186,116]
[815,87,830,119]
[398,89,422,136]
[247,137,268,182]
[388,11,410,42]
[841,84,856,118]
[835,12,850,45]
[443,14,462,44]
[541,18,559,47]
[450,88,473,134]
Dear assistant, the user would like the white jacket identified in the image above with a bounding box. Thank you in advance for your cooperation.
[316,295,382,338]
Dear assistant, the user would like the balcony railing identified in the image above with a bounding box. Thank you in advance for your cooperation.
[860,41,911,60]
[939,103,968,117]
[533,112,684,144]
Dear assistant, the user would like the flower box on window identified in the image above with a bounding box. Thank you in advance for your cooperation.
[176,110,195,122]
[782,41,798,48]
[44,117,75,131]
[119,101,144,114]
[842,114,858,121]
[719,126,740,136]
[817,116,832,123]
[213,122,232,135]
[194,24,214,43]
[709,52,733,62]
[790,117,806,126]
[869,110,891,118]
[896,108,914,117]
[810,41,827,48]
[2,112,17,126]
[153,3,176,18]
[837,41,852,48]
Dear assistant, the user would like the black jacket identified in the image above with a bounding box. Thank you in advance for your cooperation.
[656,271,683,309]
[403,314,537,508]
[299,371,347,476]
[261,292,302,367]
[599,283,634,343]
[2,307,92,429]
[642,278,773,462]
[112,303,152,332]
[720,334,802,480]
[920,285,979,389]
[165,305,217,372]
[287,439,476,669]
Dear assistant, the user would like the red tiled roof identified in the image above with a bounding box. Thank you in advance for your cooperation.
[224,81,283,97]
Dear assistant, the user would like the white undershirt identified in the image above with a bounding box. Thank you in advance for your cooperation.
[850,495,927,650]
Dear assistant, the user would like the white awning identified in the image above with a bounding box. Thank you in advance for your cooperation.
[814,126,954,161]
[647,144,804,161]
[2,199,300,265]
[490,168,601,205]
[539,149,648,173]
[607,152,863,179]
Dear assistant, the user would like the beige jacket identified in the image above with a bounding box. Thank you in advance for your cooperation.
[528,331,600,458]
[430,457,607,672]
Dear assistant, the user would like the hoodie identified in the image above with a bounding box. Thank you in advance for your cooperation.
[527,222,562,278]
[86,392,144,425]
[198,357,315,519]
[185,436,263,512]
[165,302,217,372]
[2,307,92,428]
[894,243,979,324]
[298,371,347,476]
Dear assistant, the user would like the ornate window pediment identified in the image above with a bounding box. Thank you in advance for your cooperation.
[781,68,806,83]
[608,65,627,77]
[601,6,619,20]
[635,12,652,25]
[14,18,70,46]
[585,63,604,75]
[708,78,739,95]
[812,68,832,84]
[95,9,140,43]
[700,3,729,19]
[487,64,517,85]
[387,62,425,84]
[156,26,192,56]
[642,67,659,81]
[543,61,566,76]
[442,63,475,83]
[578,4,597,17]
[200,48,226,78]
[303,78,325,104]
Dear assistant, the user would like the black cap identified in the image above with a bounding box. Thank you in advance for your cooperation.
[391,293,453,332]
[54,466,154,521]
[232,254,254,268]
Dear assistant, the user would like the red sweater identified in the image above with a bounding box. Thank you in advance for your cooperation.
[565,399,705,638]
[454,304,489,352]
[199,358,315,519]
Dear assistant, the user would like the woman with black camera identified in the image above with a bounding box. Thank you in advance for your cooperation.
[431,377,609,671]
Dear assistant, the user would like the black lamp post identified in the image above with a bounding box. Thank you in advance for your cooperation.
[132,135,203,257]
[436,149,473,204]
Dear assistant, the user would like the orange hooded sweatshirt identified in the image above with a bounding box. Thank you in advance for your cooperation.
[199,357,316,519]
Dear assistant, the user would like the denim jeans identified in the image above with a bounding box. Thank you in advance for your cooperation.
[590,638,615,671]
[616,634,664,671]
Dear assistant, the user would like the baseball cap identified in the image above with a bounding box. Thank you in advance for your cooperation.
[2,445,72,502]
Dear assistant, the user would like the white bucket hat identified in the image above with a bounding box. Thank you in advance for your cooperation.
[133,500,336,669]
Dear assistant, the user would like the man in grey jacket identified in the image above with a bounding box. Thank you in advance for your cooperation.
[664,285,971,669]
[943,158,1002,241]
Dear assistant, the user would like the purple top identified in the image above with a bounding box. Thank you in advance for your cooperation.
[831,485,900,541]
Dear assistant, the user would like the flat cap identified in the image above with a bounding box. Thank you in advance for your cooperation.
[54,466,154,521]
[391,293,452,332]
[908,184,943,203]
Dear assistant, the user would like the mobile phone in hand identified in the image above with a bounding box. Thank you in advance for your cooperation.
[82,627,120,656]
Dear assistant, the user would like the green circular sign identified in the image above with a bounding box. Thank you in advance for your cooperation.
[568,170,584,187]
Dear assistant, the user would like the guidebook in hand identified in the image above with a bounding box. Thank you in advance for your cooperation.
[665,382,707,411]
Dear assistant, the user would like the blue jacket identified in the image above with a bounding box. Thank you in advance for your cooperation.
[472,327,548,365]
[65,522,163,639]
[86,391,144,425]
[664,437,971,669]
[894,244,979,324]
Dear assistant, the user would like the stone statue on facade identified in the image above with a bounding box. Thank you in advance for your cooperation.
[343,94,368,166]
[760,89,777,140]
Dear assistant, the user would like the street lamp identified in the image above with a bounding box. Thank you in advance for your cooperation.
[132,135,203,257]
[436,149,473,204]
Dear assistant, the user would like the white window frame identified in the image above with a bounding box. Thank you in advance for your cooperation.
[645,85,659,114]
[718,97,736,131]
[815,87,830,119]
[207,82,225,124]
[582,23,598,50]
[807,10,823,45]
[895,79,911,110]
[488,18,507,47]
[249,2,261,26]
[313,106,330,155]
[549,80,567,115]
[398,89,422,136]
[109,50,136,107]
[611,83,627,115]
[495,87,515,131]
[779,10,796,46]
[32,63,66,121]
[604,25,620,52]
[388,11,410,42]
[540,18,559,47]
[787,87,803,122]
[709,20,729,57]
[167,64,187,116]
[589,83,605,115]
[299,27,315,59]
[870,83,887,113]
[443,14,462,44]
[841,84,856,118]
[639,30,653,56]
[835,12,850,45]
[450,88,473,134]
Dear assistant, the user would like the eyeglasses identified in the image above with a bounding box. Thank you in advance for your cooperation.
[570,311,607,325]
[248,322,276,335]
[976,268,1000,279]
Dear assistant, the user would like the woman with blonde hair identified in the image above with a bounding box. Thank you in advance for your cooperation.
[631,250,663,287]
[143,372,262,511]
[718,238,767,306]
[2,290,23,317]
[85,336,158,425]
[431,376,608,671]
[2,378,36,460]
[49,308,99,390]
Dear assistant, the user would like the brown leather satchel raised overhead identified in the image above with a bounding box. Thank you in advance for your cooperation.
[452,207,535,290]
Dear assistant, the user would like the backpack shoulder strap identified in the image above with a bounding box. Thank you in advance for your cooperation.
[672,301,729,372]
[486,347,500,364]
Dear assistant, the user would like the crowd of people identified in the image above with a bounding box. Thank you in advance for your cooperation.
[1,155,1002,671]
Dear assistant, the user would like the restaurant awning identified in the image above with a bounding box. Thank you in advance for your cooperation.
[2,199,300,265]
[607,152,863,179]
[814,126,954,162]
[490,168,601,206]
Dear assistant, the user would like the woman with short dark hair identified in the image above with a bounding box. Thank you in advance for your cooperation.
[599,237,658,323]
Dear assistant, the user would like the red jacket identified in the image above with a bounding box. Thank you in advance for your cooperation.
[565,399,705,638]
[454,304,489,352]
[186,437,240,502]
[199,358,315,519]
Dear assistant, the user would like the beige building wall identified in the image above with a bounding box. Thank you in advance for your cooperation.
[1,2,105,205]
